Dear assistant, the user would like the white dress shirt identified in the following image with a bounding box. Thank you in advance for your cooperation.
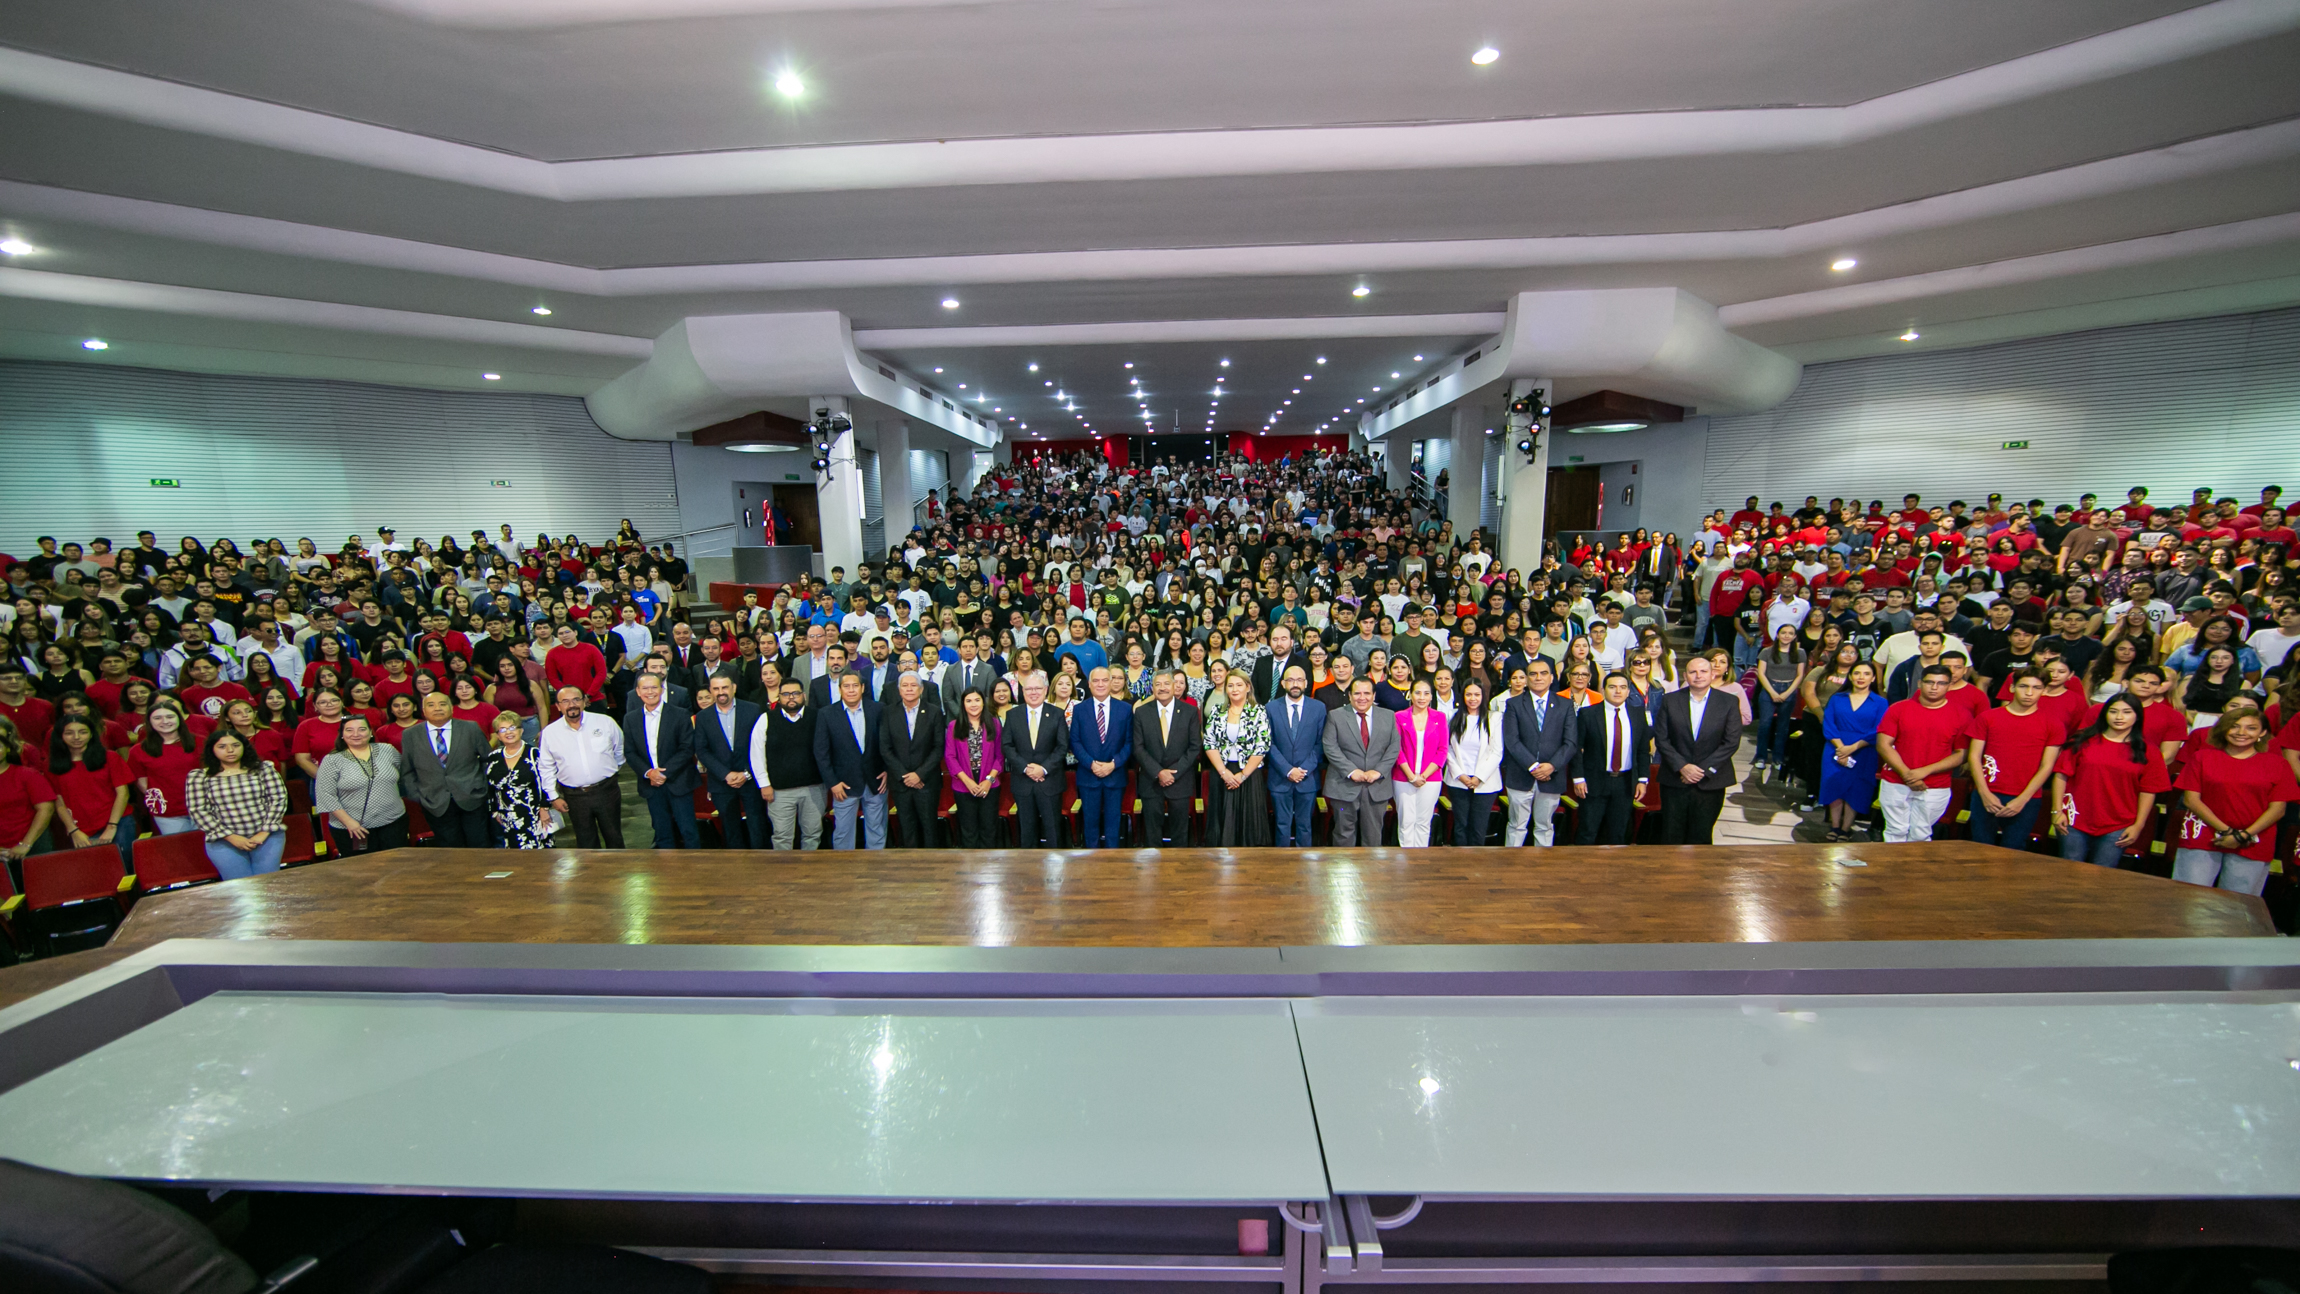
[1684,689,1710,739]
[1601,703,1634,775]
[537,714,624,795]
[640,702,665,767]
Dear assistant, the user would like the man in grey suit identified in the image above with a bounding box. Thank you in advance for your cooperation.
[939,636,995,714]
[1321,677,1399,847]
[399,691,490,846]
[1500,657,1579,846]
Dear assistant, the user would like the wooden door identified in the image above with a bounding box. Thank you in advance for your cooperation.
[773,484,823,551]
[1546,466,1601,539]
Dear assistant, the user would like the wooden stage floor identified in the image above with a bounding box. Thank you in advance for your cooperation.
[1,842,2272,1010]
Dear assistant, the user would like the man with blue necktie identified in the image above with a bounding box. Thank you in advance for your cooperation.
[1070,667,1132,848]
[1264,664,1325,846]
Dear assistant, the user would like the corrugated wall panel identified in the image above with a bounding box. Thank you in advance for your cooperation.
[0,360,676,549]
[1480,436,1503,535]
[1702,307,2300,512]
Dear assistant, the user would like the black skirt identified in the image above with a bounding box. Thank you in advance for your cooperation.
[1206,760,1273,847]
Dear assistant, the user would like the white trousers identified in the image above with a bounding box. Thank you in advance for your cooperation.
[1878,782,1951,842]
[1506,789,1564,846]
[1396,779,1444,847]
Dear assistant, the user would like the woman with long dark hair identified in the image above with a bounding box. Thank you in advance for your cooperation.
[1443,679,1501,845]
[2171,707,2298,894]
[183,727,289,878]
[128,697,202,835]
[48,714,132,866]
[944,687,1004,848]
[2049,694,2168,868]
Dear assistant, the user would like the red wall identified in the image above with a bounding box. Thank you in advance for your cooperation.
[1230,433,1349,462]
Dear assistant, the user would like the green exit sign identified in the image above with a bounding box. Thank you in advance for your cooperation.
[1567,455,1584,463]
[2002,440,2030,450]
[149,478,180,488]
[490,479,510,487]
[785,473,803,481]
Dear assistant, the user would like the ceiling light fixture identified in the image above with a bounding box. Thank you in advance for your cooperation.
[0,239,33,256]
[726,442,800,453]
[1567,421,1649,434]
[81,338,107,350]
[1351,285,1370,298]
[933,366,943,373]
[1831,257,1859,272]
[941,297,960,309]
[1412,354,1424,362]
[1900,329,1921,342]
[1219,358,1231,367]
[1472,46,1500,65]
[1316,356,1327,364]
[1027,362,1039,371]
[773,70,805,99]
[531,306,552,316]
[482,372,501,380]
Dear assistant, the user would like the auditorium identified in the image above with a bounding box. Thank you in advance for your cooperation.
[2,2,2299,1291]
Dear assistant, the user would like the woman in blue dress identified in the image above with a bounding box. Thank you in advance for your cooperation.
[1819,660,1887,842]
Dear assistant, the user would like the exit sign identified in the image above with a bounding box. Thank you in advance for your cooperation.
[1567,455,1584,463]
[489,479,510,487]
[785,473,803,481]
[149,478,180,488]
[2002,440,2030,450]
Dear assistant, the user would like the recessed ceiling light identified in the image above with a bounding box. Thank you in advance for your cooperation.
[1027,362,1039,371]
[1372,385,1383,391]
[1412,354,1424,362]
[1315,356,1327,364]
[933,366,943,373]
[774,70,805,99]
[1351,285,1370,297]
[941,297,960,309]
[958,382,967,388]
[1124,361,1135,368]
[1292,388,1300,394]
[482,372,501,380]
[1472,46,1501,65]
[1831,257,1859,272]
[0,239,33,256]
[81,338,107,350]
[1900,329,1921,342]
[531,305,552,316]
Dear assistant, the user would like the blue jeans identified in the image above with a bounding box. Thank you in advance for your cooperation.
[1732,630,1762,672]
[1693,604,1711,645]
[1753,691,1790,764]
[2173,848,2269,894]
[205,833,285,879]
[1967,796,2045,851]
[2059,828,2126,867]
[1271,778,1319,846]
[830,786,887,849]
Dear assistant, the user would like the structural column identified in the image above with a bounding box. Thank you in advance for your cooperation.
[813,396,865,576]
[1448,405,1483,541]
[1498,377,1552,577]
[1383,428,1411,493]
[878,420,913,543]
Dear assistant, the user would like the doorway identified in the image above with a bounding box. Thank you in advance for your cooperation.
[1546,465,1601,540]
[773,484,823,551]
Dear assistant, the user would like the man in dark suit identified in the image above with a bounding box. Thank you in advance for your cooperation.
[663,622,710,697]
[1132,669,1201,847]
[1002,672,1069,847]
[1263,662,1325,847]
[1500,658,1578,846]
[1321,678,1399,846]
[813,671,886,849]
[879,669,944,848]
[1251,624,1307,704]
[622,672,700,848]
[1069,667,1132,848]
[806,645,850,711]
[622,657,691,718]
[1568,671,1651,845]
[693,674,767,848]
[398,692,490,845]
[1652,655,1745,844]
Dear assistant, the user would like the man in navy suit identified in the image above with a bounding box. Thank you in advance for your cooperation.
[1501,657,1579,846]
[622,672,700,848]
[1069,667,1133,848]
[1263,662,1326,846]
[693,674,767,848]
[1568,671,1652,846]
[813,671,887,849]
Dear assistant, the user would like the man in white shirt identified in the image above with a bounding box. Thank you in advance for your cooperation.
[2249,604,2300,671]
[1763,581,1812,640]
[235,619,306,687]
[538,686,626,847]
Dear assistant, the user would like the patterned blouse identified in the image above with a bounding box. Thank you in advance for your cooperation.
[1203,701,1273,765]
[182,764,289,842]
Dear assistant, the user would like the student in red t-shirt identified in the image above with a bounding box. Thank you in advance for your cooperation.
[2172,708,2299,894]
[293,689,350,780]
[175,655,253,724]
[1874,665,1973,843]
[2051,694,2171,868]
[127,698,203,836]
[2082,666,2188,769]
[0,662,55,751]
[543,623,609,701]
[0,714,57,869]
[47,712,135,867]
[1964,669,2064,852]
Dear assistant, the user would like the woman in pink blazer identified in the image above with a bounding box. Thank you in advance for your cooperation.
[944,687,1005,848]
[1393,679,1449,847]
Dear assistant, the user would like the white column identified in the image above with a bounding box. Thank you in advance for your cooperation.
[1448,405,1483,543]
[878,419,913,542]
[1498,378,1552,577]
[1383,428,1411,492]
[961,448,993,498]
[813,397,864,575]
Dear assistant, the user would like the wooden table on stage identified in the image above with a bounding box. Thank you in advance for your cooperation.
[101,842,2275,952]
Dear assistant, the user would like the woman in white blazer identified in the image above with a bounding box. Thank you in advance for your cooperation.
[1444,678,1506,847]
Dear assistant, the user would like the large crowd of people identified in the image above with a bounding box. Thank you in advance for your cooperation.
[1,453,2296,902]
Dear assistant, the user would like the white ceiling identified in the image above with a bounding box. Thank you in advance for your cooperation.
[0,0,2295,439]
